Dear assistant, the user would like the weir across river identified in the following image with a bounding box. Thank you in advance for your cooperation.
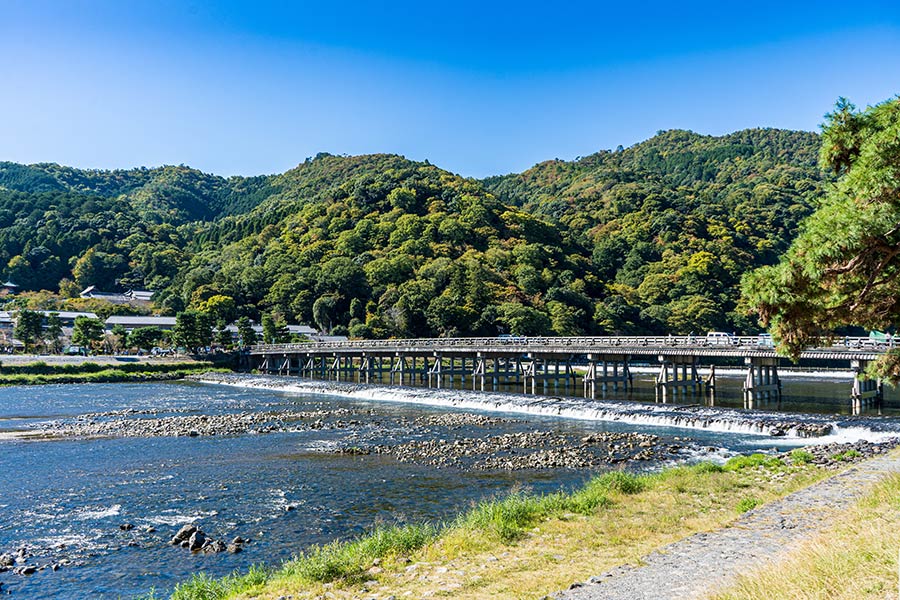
[249,336,891,414]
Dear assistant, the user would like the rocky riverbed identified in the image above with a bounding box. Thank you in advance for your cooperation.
[365,430,684,470]
[779,437,900,467]
[27,407,369,438]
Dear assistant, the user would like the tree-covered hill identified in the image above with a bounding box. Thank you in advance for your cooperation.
[483,128,824,333]
[0,162,271,222]
[0,128,826,337]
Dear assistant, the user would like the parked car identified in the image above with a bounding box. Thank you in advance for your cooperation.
[756,333,774,348]
[705,331,737,346]
[497,334,527,343]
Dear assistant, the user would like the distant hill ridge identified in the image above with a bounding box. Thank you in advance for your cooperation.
[0,127,825,337]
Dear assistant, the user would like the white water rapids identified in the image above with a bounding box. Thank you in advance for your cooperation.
[197,374,900,444]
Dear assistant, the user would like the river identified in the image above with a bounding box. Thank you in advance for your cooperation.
[0,374,898,599]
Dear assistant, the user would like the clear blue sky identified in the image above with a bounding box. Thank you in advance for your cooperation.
[2,0,899,178]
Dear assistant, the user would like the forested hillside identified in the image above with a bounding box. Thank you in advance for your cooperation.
[0,128,825,337]
[484,129,823,333]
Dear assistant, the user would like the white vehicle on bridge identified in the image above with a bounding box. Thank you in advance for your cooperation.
[705,331,738,346]
[756,333,774,348]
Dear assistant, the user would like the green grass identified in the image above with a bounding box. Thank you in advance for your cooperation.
[831,449,862,462]
[458,471,642,543]
[0,364,229,386]
[789,449,815,464]
[724,453,784,471]
[280,523,440,583]
[736,496,761,513]
[170,565,269,600]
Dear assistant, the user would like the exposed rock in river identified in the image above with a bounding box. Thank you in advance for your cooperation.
[367,430,679,470]
[32,408,365,439]
[169,525,245,555]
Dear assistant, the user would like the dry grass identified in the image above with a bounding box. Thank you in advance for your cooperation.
[708,471,900,600]
[213,460,827,600]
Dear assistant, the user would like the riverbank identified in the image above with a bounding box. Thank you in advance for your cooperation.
[558,447,900,600]
[156,443,898,600]
[711,466,900,600]
[0,361,228,386]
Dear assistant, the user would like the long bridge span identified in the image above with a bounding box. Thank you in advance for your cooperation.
[248,336,890,413]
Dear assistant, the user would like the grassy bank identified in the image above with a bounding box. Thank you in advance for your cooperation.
[0,361,230,385]
[710,469,900,600]
[154,454,831,600]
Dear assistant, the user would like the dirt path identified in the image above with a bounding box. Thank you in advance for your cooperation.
[554,452,900,600]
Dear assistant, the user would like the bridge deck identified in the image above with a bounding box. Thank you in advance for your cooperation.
[249,336,886,362]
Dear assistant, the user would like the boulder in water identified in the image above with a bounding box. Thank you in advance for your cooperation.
[171,524,197,545]
[188,530,206,551]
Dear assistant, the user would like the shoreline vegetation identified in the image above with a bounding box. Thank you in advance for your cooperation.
[0,360,228,386]
[148,448,896,600]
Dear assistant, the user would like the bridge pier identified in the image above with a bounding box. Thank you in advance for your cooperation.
[743,357,781,409]
[250,337,889,414]
[428,354,442,388]
[583,353,632,398]
[851,360,883,415]
[326,354,355,381]
[656,355,701,403]
[519,355,578,394]
[390,355,408,385]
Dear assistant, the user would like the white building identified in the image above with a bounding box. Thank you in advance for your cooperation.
[105,315,177,332]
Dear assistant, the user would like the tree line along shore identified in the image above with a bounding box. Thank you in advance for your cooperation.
[0,359,227,386]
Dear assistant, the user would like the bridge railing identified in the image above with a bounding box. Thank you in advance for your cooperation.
[250,335,893,354]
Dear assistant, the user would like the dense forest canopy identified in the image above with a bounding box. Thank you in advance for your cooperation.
[0,128,826,337]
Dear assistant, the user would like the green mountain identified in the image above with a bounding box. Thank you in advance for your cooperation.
[0,128,826,336]
[0,162,271,222]
[483,128,824,333]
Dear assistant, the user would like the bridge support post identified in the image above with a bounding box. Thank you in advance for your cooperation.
[656,355,700,403]
[359,355,373,384]
[851,360,883,415]
[429,354,442,388]
[473,356,485,391]
[522,359,536,394]
[390,355,407,386]
[584,354,632,399]
[705,365,717,406]
[743,357,781,409]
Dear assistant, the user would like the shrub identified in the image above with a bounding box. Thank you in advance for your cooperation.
[736,496,760,513]
[724,453,784,471]
[691,461,725,474]
[789,449,815,464]
[832,449,863,462]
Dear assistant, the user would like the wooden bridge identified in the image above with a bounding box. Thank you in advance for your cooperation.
[248,335,890,413]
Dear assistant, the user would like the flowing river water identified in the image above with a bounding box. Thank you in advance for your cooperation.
[1,373,899,599]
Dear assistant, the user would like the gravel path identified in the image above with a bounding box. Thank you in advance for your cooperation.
[555,451,900,600]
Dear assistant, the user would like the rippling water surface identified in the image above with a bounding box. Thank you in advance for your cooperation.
[0,377,897,599]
